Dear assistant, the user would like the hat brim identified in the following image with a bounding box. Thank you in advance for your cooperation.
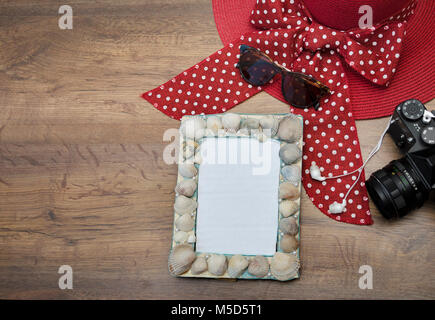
[212,0,434,119]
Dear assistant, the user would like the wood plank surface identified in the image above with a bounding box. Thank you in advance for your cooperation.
[0,0,433,299]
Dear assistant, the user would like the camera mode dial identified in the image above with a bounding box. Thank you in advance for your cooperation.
[421,126,435,145]
[401,99,425,120]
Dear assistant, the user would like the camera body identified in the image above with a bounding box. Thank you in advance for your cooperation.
[366,99,435,219]
[388,99,435,153]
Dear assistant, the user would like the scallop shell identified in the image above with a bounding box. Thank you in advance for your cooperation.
[247,255,269,278]
[227,255,249,278]
[236,127,250,136]
[191,256,208,275]
[206,116,223,135]
[277,116,302,142]
[281,165,301,186]
[241,118,260,134]
[180,118,206,140]
[194,152,202,164]
[185,139,199,149]
[175,213,195,232]
[259,116,279,136]
[182,145,195,160]
[168,244,196,276]
[175,179,197,197]
[280,234,299,253]
[222,113,241,132]
[279,182,300,200]
[187,234,196,243]
[173,231,188,243]
[207,254,228,276]
[178,163,197,178]
[279,143,302,164]
[255,132,269,142]
[205,128,217,137]
[182,140,199,160]
[195,128,205,140]
[174,195,197,214]
[279,200,299,217]
[279,216,299,235]
[270,252,300,281]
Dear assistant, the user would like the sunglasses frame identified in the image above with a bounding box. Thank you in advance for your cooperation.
[236,45,330,110]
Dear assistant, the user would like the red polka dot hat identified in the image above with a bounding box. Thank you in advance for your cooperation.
[212,0,434,119]
[142,0,434,225]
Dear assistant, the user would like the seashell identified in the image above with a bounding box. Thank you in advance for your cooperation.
[182,140,199,160]
[279,182,300,200]
[180,118,206,140]
[207,254,228,276]
[279,200,299,217]
[281,165,301,186]
[247,255,269,278]
[175,179,197,197]
[206,116,223,135]
[217,128,227,137]
[194,152,202,164]
[178,163,197,178]
[185,139,199,149]
[191,256,208,275]
[222,113,241,132]
[205,128,217,137]
[168,244,196,276]
[187,234,196,243]
[280,234,299,253]
[182,145,195,160]
[227,255,249,278]
[277,116,302,142]
[173,231,189,243]
[279,216,299,235]
[194,128,205,140]
[241,118,260,134]
[279,143,302,164]
[254,131,269,142]
[260,116,280,136]
[174,195,197,214]
[236,127,250,136]
[175,213,195,232]
[270,252,299,281]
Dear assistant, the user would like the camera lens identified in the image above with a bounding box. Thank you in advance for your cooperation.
[366,155,431,219]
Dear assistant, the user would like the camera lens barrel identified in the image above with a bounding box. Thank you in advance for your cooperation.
[366,155,430,219]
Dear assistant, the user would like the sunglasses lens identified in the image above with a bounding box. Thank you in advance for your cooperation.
[282,72,325,108]
[239,49,279,86]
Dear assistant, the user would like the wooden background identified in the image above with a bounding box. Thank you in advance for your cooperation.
[0,0,433,299]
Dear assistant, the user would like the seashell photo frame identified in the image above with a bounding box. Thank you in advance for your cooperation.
[169,113,303,281]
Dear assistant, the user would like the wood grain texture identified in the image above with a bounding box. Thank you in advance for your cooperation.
[0,0,433,299]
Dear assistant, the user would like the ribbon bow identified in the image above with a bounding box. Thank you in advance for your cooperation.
[143,0,415,225]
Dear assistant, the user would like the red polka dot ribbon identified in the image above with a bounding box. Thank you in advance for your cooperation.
[143,0,415,225]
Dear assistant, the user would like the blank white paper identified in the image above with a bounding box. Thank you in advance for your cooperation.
[195,137,281,256]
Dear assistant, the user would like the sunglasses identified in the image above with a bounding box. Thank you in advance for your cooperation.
[236,45,330,110]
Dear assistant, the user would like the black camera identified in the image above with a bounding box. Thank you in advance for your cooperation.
[366,99,435,219]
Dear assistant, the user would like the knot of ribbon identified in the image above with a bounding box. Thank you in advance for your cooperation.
[143,0,415,225]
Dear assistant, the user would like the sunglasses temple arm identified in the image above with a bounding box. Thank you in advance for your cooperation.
[275,62,293,73]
